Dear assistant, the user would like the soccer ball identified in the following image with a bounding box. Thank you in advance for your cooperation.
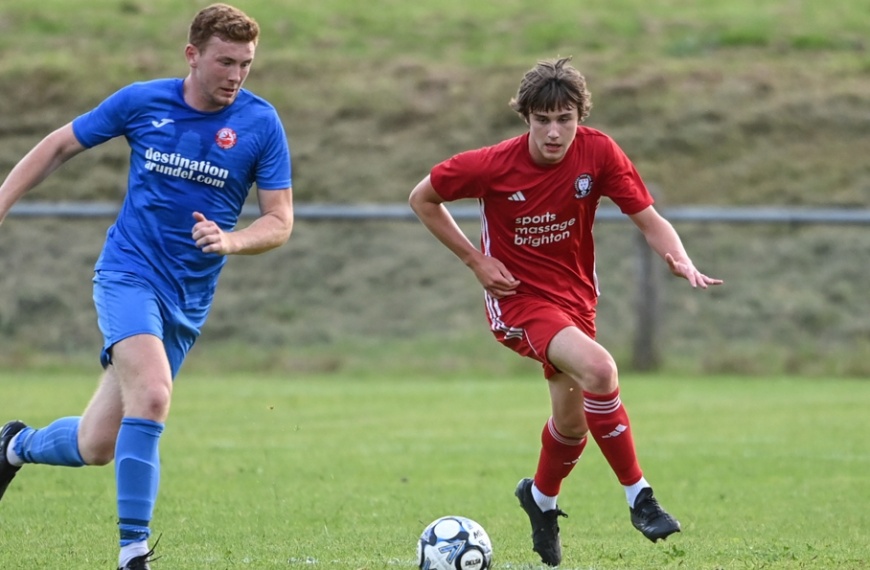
[417,515,493,570]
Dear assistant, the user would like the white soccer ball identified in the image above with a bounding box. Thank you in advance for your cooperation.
[417,515,493,570]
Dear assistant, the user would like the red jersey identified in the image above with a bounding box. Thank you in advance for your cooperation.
[430,126,653,314]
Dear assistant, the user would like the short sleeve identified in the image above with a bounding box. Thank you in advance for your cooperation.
[255,110,292,190]
[72,84,136,148]
[429,148,490,201]
[597,136,654,215]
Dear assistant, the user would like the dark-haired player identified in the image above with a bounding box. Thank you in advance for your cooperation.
[410,56,721,566]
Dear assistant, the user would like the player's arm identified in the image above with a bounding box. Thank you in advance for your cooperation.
[0,123,86,224]
[629,205,723,289]
[192,186,293,256]
[409,175,519,298]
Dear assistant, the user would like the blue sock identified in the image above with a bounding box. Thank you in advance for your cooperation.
[116,417,164,546]
[16,417,86,467]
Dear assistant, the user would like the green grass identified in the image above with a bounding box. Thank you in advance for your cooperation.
[3,0,870,88]
[1,371,867,569]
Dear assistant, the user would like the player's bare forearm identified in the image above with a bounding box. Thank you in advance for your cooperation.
[630,205,722,288]
[409,176,481,266]
[192,188,293,256]
[0,123,84,223]
[647,228,723,287]
[410,177,519,297]
[230,186,294,255]
[227,209,294,255]
[417,203,479,263]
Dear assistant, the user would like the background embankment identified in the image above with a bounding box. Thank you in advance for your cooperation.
[1,1,868,376]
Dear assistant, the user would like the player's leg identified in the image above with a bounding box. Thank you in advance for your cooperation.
[547,327,643,483]
[539,370,589,501]
[514,372,589,567]
[110,333,172,569]
[0,360,125,506]
[494,301,584,566]
[78,369,125,465]
[3,368,122,467]
[547,326,680,541]
[92,270,175,569]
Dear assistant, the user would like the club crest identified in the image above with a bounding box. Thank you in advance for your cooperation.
[215,127,237,150]
[574,174,593,199]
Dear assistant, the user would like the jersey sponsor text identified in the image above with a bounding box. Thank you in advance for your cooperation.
[513,211,577,247]
[144,147,229,188]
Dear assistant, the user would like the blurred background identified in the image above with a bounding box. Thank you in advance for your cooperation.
[1,0,868,377]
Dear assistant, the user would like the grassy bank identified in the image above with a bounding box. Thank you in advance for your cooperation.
[1,1,869,375]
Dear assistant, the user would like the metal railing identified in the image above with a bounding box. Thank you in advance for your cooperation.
[8,201,870,225]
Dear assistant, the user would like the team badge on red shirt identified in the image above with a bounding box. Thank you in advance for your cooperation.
[215,127,237,150]
[574,174,593,199]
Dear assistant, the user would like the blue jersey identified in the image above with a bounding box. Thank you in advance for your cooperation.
[73,78,292,307]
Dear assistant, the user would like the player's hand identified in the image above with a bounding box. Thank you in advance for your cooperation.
[665,253,723,289]
[192,211,233,255]
[470,255,520,298]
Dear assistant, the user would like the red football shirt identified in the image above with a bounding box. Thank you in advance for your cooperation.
[430,126,653,313]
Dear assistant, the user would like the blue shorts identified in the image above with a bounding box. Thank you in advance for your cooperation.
[92,270,211,379]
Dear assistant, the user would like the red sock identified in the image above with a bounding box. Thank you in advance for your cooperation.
[533,417,588,496]
[583,388,643,485]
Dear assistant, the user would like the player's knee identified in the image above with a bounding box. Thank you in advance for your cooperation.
[85,448,115,466]
[79,435,116,466]
[126,381,173,422]
[139,387,172,421]
[556,421,588,440]
[583,355,618,393]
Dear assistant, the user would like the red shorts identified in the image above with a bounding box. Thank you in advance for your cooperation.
[486,294,596,379]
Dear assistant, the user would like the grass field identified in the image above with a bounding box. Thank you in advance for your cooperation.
[1,371,867,569]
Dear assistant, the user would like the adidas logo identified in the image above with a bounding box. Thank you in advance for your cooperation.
[602,424,627,439]
[507,191,526,202]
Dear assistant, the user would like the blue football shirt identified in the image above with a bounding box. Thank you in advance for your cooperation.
[73,78,292,307]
